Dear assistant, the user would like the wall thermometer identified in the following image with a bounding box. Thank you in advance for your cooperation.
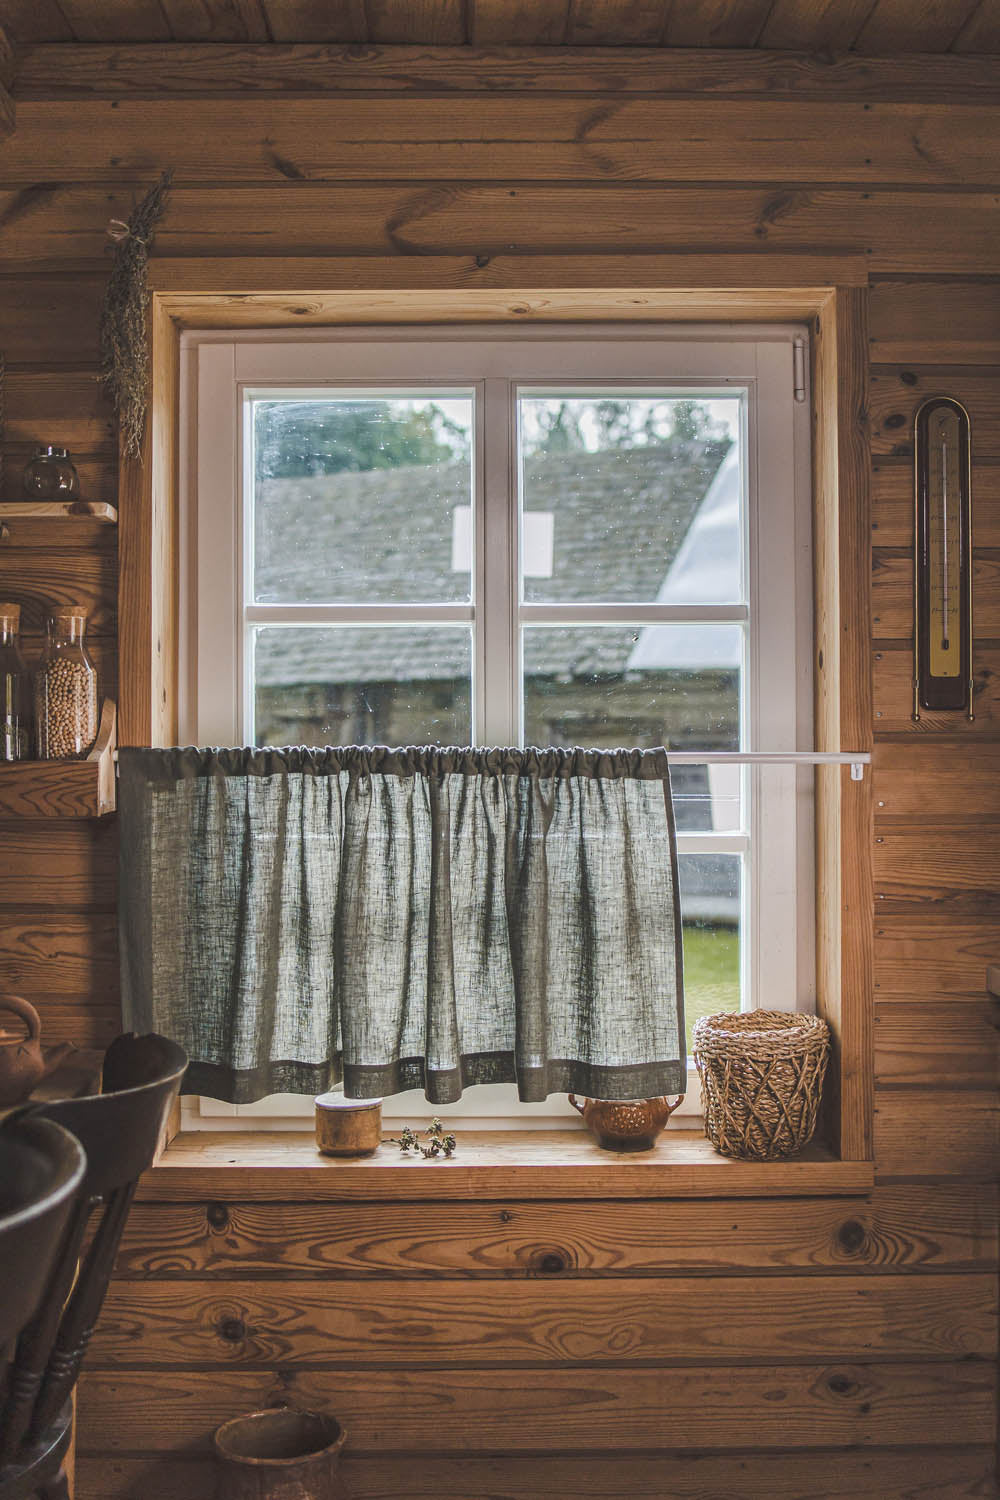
[913,395,973,719]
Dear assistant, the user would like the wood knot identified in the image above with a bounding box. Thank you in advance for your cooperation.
[498,1209,513,1223]
[837,1219,866,1254]
[538,1251,567,1274]
[827,1373,856,1397]
[883,412,906,429]
[899,371,918,386]
[206,1202,229,1230]
[218,1317,246,1343]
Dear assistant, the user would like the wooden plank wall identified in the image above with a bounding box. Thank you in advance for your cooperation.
[0,47,996,1499]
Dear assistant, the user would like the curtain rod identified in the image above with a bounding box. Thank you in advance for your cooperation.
[112,750,872,779]
[663,751,870,780]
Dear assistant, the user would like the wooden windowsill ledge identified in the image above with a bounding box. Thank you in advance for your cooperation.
[140,1129,874,1201]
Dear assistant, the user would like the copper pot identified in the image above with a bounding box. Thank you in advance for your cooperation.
[569,1093,684,1151]
[314,1093,382,1157]
[0,995,73,1107]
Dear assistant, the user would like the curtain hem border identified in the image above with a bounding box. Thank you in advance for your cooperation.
[182,1051,688,1106]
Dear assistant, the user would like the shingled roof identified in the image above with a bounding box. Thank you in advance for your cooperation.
[254,437,731,687]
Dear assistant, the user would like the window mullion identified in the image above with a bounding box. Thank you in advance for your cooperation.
[245,604,475,624]
[480,377,517,745]
[194,341,239,745]
[519,603,750,624]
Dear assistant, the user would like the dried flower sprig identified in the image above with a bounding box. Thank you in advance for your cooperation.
[100,172,172,458]
[388,1117,458,1158]
[390,1125,422,1154]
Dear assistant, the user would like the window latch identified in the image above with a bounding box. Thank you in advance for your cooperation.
[793,337,807,403]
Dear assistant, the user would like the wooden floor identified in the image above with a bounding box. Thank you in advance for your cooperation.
[0,37,996,1500]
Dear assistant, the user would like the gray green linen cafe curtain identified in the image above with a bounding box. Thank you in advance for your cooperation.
[118,745,686,1105]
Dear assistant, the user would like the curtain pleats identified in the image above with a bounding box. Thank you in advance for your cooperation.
[119,745,685,1104]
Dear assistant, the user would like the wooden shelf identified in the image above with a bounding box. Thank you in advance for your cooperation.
[0,500,117,524]
[141,1128,874,1202]
[0,699,117,817]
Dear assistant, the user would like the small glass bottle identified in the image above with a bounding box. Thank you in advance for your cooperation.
[0,603,32,761]
[34,608,98,759]
[22,446,80,501]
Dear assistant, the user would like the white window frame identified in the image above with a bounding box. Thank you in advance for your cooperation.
[178,324,813,1131]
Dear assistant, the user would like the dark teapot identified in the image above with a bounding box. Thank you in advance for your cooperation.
[0,995,73,1107]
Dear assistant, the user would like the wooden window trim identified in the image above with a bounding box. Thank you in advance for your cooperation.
[121,256,873,1187]
[136,1129,872,1202]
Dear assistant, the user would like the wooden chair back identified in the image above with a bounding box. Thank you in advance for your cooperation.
[0,1117,86,1356]
[0,1033,187,1465]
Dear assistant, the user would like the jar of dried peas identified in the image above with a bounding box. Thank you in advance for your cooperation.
[34,608,97,758]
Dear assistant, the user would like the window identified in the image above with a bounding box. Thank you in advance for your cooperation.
[180,326,813,1128]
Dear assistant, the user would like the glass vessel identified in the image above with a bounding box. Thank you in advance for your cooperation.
[0,603,32,761]
[34,608,98,758]
[22,445,80,501]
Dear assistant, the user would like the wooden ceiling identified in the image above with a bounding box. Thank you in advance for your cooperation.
[0,0,998,52]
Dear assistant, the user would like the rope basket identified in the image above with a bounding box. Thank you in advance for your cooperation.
[693,1010,830,1161]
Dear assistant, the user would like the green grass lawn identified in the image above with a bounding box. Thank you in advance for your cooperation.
[681,923,740,1052]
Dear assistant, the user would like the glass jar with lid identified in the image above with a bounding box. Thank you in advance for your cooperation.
[34,608,98,758]
[0,603,32,761]
[22,446,80,501]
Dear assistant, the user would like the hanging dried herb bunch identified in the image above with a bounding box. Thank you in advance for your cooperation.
[100,172,172,458]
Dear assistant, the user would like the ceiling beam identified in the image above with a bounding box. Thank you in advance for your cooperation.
[11,41,1000,104]
[0,22,15,137]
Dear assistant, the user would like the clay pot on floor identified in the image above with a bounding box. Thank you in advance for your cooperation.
[213,1407,346,1499]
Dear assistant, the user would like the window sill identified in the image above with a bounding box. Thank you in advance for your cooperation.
[140,1128,873,1201]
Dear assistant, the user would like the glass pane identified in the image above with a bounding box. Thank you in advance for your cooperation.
[671,761,742,834]
[679,852,742,1050]
[522,624,741,828]
[253,626,472,746]
[518,393,742,604]
[252,396,474,604]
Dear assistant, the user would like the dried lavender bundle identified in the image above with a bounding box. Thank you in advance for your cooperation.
[100,172,172,458]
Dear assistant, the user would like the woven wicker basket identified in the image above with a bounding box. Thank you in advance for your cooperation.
[693,1010,831,1161]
